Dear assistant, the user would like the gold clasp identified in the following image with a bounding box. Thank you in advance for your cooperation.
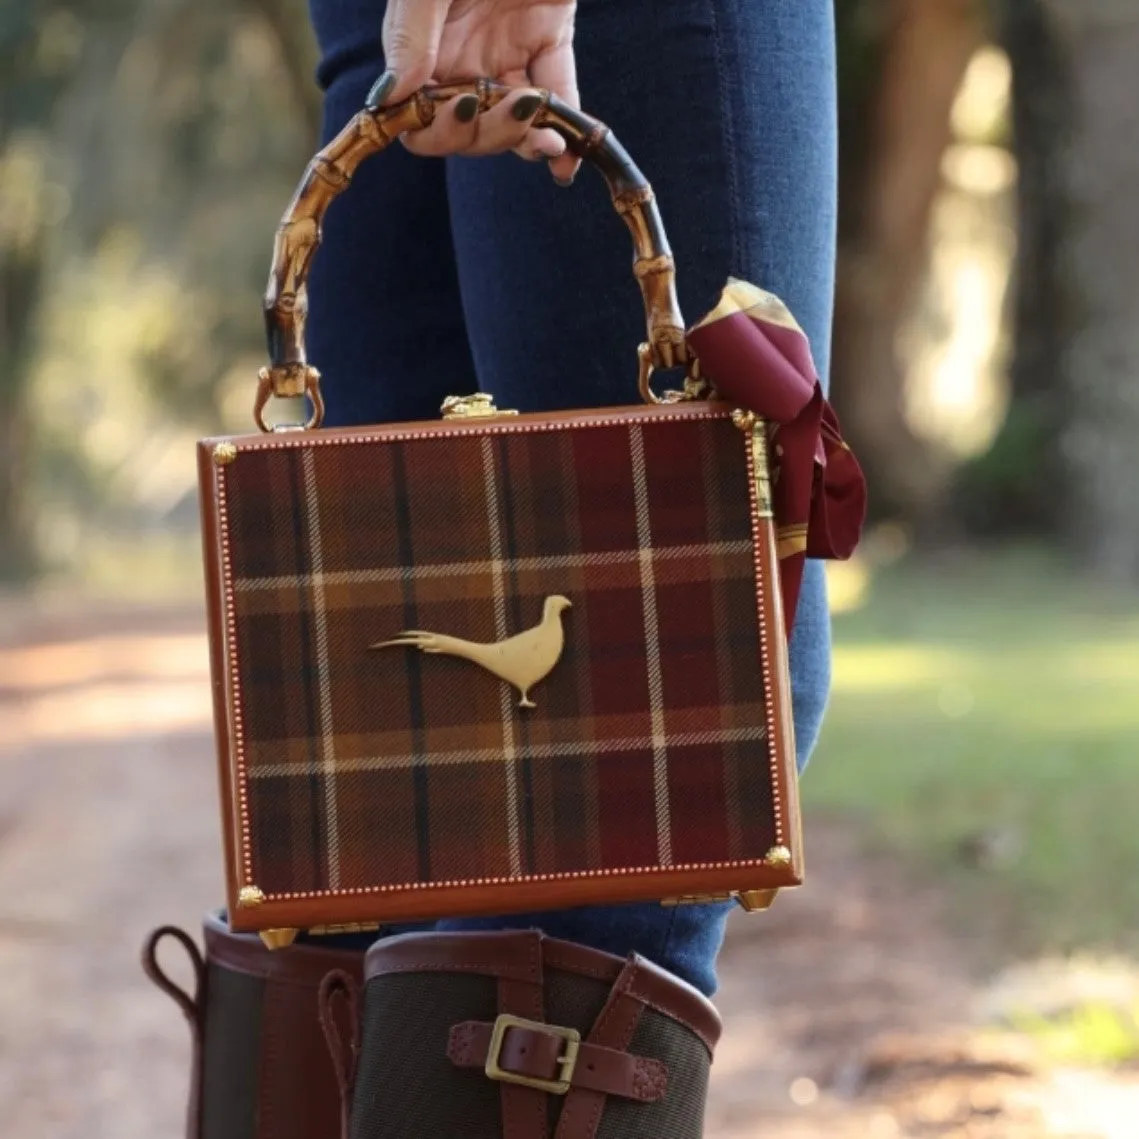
[254,365,325,433]
[440,393,518,420]
[637,342,710,405]
[732,409,774,519]
[485,1015,581,1095]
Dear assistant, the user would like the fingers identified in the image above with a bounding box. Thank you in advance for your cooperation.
[402,89,565,160]
[528,39,582,185]
[377,0,450,104]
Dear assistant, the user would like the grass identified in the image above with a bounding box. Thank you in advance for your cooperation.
[808,549,1139,958]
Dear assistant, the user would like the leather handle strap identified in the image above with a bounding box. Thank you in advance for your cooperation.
[448,1021,668,1103]
[318,969,362,1139]
[258,79,690,431]
[141,926,206,1139]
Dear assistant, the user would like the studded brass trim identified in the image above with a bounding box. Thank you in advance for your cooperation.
[212,442,238,466]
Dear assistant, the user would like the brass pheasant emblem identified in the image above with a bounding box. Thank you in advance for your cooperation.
[371,595,572,710]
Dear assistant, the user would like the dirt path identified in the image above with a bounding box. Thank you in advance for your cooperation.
[2,599,1135,1138]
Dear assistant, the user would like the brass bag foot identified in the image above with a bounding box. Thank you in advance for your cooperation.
[259,927,299,950]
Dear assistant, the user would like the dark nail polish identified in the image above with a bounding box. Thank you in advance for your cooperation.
[454,94,480,123]
[512,94,543,121]
[365,69,397,111]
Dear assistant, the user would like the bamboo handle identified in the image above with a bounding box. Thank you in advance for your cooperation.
[257,79,689,431]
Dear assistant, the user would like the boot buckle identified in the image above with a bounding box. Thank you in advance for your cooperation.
[485,1015,581,1095]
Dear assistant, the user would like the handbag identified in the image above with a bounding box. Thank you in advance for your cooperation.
[199,80,864,948]
[141,911,364,1138]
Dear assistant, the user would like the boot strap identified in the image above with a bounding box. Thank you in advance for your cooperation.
[449,1017,668,1102]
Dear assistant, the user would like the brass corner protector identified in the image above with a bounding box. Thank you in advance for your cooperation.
[212,441,238,466]
[763,845,793,868]
[237,885,265,908]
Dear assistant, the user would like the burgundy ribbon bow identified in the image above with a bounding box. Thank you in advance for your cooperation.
[686,280,867,633]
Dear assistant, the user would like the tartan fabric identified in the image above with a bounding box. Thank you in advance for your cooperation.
[218,413,782,897]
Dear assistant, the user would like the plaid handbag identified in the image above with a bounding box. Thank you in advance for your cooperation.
[199,81,863,948]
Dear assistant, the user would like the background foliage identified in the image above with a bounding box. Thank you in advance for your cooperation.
[2,0,1138,976]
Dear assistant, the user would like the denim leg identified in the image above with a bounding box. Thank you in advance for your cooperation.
[305,48,479,425]
[305,0,837,996]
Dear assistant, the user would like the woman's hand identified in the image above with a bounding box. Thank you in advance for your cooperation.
[369,0,580,184]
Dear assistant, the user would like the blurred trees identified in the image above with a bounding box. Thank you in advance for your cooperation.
[1035,0,1139,578]
[3,0,1139,581]
[0,0,315,580]
[957,0,1071,540]
[0,2,96,577]
[831,0,985,532]
[834,0,1139,579]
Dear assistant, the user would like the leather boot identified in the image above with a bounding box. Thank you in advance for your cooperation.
[142,910,365,1139]
[328,929,721,1139]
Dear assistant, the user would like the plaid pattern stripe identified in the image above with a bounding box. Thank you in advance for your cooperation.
[218,413,784,898]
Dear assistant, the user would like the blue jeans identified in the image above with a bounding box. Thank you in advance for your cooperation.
[305,0,837,996]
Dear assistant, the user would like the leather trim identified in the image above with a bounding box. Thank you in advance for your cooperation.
[224,863,799,935]
[619,955,722,1055]
[364,932,719,1049]
[553,959,645,1139]
[198,443,243,922]
[203,911,365,987]
[750,464,804,881]
[497,973,550,1139]
[204,400,731,455]
[449,1022,667,1103]
[364,930,552,985]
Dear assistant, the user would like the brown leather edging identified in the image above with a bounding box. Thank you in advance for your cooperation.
[224,861,799,935]
[497,971,550,1139]
[364,932,719,1051]
[554,960,646,1139]
[748,431,804,880]
[197,443,243,922]
[618,955,721,1055]
[203,911,365,986]
[364,930,551,986]
[202,400,730,456]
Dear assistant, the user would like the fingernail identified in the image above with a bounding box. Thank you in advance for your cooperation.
[365,69,397,110]
[512,93,543,121]
[552,169,575,188]
[454,94,480,123]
